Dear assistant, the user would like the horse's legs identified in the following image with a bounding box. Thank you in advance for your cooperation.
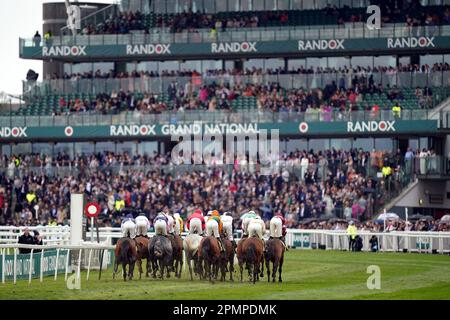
[260,258,264,278]
[229,256,234,282]
[122,262,127,282]
[137,259,143,280]
[129,261,136,281]
[272,259,278,283]
[239,261,244,282]
[266,259,271,283]
[145,259,150,278]
[113,259,119,280]
[278,257,284,283]
[152,260,158,279]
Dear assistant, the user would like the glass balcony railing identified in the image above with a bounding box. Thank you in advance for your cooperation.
[20,24,450,48]
[23,72,450,97]
[0,110,449,129]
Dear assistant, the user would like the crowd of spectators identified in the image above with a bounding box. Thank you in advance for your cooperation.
[54,63,450,82]
[0,147,441,229]
[76,2,450,36]
[40,77,435,116]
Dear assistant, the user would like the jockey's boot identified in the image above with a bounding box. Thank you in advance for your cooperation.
[217,237,226,252]
[281,237,288,251]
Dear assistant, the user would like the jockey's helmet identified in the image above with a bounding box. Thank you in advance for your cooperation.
[194,209,203,216]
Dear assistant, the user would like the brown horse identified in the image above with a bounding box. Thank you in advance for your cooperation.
[220,236,235,282]
[198,236,221,283]
[134,236,150,280]
[169,234,184,278]
[265,238,285,283]
[237,236,264,284]
[113,237,138,281]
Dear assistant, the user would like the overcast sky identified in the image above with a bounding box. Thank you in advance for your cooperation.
[0,0,112,96]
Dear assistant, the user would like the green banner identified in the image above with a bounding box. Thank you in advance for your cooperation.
[21,36,449,60]
[0,249,68,280]
[292,233,311,248]
[0,120,438,141]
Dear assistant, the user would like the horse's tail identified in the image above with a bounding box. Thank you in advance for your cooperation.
[121,239,131,263]
[202,237,211,260]
[247,242,256,264]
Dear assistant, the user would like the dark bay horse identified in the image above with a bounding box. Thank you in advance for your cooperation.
[237,236,264,284]
[113,237,138,281]
[135,236,150,279]
[198,236,221,283]
[148,235,173,280]
[265,238,285,283]
[220,236,235,282]
[169,234,184,278]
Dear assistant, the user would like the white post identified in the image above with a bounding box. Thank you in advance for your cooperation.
[1,248,5,284]
[40,249,44,283]
[13,248,17,285]
[29,249,34,284]
[54,249,60,281]
[383,209,387,232]
[77,249,82,282]
[71,193,84,246]
[86,249,92,281]
[65,249,70,281]
[405,208,408,224]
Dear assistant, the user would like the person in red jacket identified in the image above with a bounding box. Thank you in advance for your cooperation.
[187,209,205,235]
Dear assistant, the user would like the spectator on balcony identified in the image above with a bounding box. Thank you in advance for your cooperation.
[43,30,53,47]
[33,31,41,47]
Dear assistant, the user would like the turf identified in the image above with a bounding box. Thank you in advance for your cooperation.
[1,250,449,300]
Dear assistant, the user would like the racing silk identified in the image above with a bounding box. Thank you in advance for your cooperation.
[209,215,223,234]
[273,214,287,237]
[187,213,206,230]
[154,214,168,224]
[121,217,135,227]
[241,212,258,220]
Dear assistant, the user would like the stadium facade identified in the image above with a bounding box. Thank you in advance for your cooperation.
[2,0,450,224]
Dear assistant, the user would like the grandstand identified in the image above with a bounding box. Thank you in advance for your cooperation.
[1,0,450,230]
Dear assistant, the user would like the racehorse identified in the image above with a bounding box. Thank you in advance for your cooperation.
[220,235,235,282]
[265,238,285,283]
[148,235,173,280]
[183,233,203,281]
[113,237,138,282]
[134,236,150,279]
[169,234,184,278]
[237,236,264,284]
[198,236,221,283]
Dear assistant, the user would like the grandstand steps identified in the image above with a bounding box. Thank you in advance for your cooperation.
[381,179,419,213]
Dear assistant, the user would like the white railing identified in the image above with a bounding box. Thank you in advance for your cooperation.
[286,229,450,254]
[0,226,71,246]
[0,243,115,284]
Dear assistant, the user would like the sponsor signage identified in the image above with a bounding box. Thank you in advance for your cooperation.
[126,44,171,55]
[298,39,345,51]
[42,46,87,57]
[0,120,438,141]
[0,127,28,138]
[22,36,450,60]
[387,37,435,49]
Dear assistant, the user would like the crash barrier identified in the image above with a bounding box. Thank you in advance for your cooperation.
[286,229,450,254]
[0,243,115,284]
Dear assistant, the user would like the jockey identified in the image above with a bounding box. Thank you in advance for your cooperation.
[247,215,266,248]
[173,213,184,236]
[270,213,288,249]
[154,212,169,237]
[241,210,258,237]
[205,210,225,252]
[221,212,236,249]
[121,213,136,239]
[165,212,175,235]
[187,209,205,235]
[135,213,150,237]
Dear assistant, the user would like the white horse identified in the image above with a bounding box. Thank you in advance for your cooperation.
[183,234,203,281]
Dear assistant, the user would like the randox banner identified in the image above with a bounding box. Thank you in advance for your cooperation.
[0,120,439,141]
[21,36,450,60]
